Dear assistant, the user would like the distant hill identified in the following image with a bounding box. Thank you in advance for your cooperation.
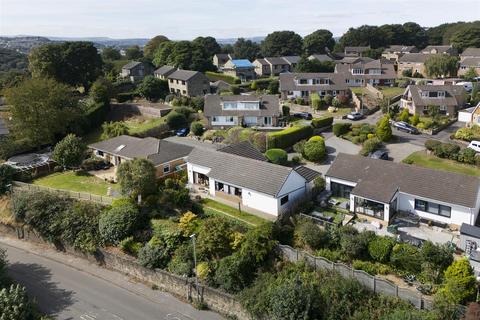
[47,36,150,48]
[0,36,52,54]
[217,36,265,45]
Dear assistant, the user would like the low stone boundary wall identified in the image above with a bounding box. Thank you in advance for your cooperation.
[111,103,172,118]
[365,84,384,100]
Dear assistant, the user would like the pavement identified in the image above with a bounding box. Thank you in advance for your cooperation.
[0,236,224,320]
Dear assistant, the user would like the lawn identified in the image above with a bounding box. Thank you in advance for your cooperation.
[202,198,268,227]
[32,171,119,196]
[378,86,405,99]
[403,151,480,177]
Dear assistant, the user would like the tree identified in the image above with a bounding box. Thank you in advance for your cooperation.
[424,55,459,78]
[303,29,335,55]
[52,134,86,169]
[435,258,477,306]
[0,165,16,195]
[143,35,169,59]
[233,38,261,61]
[464,67,478,81]
[89,77,114,104]
[117,158,157,197]
[376,116,392,142]
[166,111,187,130]
[125,45,143,60]
[101,121,128,140]
[152,41,215,72]
[337,25,388,51]
[101,47,121,61]
[265,149,288,165]
[401,22,429,48]
[427,105,440,120]
[0,284,35,320]
[136,75,168,101]
[368,237,394,263]
[190,121,204,136]
[214,252,255,293]
[450,25,480,52]
[99,201,140,245]
[268,80,279,94]
[197,216,234,260]
[4,78,79,147]
[29,41,103,89]
[420,241,453,282]
[261,31,303,57]
[303,138,326,162]
[295,57,335,73]
[192,36,221,59]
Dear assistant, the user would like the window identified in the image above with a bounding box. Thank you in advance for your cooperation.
[182,90,186,94]
[438,91,445,97]
[97,150,104,156]
[415,199,451,218]
[440,105,447,111]
[163,165,170,174]
[280,195,289,206]
[264,117,272,125]
[299,79,308,84]
[182,80,186,85]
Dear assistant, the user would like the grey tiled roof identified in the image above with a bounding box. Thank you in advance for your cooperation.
[460,57,480,67]
[383,45,417,53]
[218,141,267,161]
[204,94,280,118]
[255,58,268,65]
[283,56,301,64]
[407,85,466,107]
[460,223,480,239]
[326,153,480,208]
[309,54,334,62]
[336,57,374,64]
[294,166,321,182]
[265,57,289,65]
[279,72,349,92]
[168,69,202,81]
[154,65,176,76]
[461,48,480,57]
[122,61,142,70]
[344,46,370,52]
[335,60,397,80]
[399,53,437,63]
[187,148,296,196]
[88,135,192,166]
[421,45,454,54]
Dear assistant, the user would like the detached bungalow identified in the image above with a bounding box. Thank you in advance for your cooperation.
[187,147,320,217]
[326,153,480,227]
[279,72,349,100]
[89,135,193,178]
[204,94,280,128]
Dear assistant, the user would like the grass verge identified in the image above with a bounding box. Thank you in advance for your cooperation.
[202,198,268,227]
[403,151,480,177]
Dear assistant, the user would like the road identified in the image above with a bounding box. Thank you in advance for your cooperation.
[0,237,224,320]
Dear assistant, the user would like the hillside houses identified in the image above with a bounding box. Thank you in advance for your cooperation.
[279,72,349,100]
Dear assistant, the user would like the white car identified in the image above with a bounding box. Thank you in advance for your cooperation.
[456,81,473,93]
[468,140,480,153]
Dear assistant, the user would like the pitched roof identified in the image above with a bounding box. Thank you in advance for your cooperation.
[406,85,466,107]
[460,57,480,67]
[279,72,349,92]
[89,135,192,166]
[399,53,437,63]
[187,148,297,196]
[344,46,370,52]
[460,223,480,239]
[309,54,334,62]
[122,61,142,70]
[265,57,288,65]
[218,141,267,161]
[335,61,397,80]
[383,45,417,53]
[326,153,480,208]
[336,57,374,64]
[283,56,301,64]
[210,80,231,90]
[168,69,202,81]
[229,59,254,68]
[421,45,454,54]
[294,166,321,182]
[214,53,235,60]
[461,48,480,58]
[204,94,280,117]
[254,58,268,65]
[154,65,176,76]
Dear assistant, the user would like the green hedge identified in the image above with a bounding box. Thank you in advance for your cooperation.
[116,92,135,103]
[333,123,352,136]
[267,125,313,150]
[205,71,240,85]
[311,116,334,129]
[265,148,288,165]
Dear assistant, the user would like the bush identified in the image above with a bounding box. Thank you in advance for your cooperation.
[138,242,169,269]
[390,243,422,274]
[434,142,460,160]
[359,137,382,156]
[308,135,323,142]
[368,237,394,263]
[293,140,306,155]
[315,248,343,261]
[214,252,255,293]
[52,134,87,169]
[324,94,333,105]
[398,109,410,122]
[294,218,328,250]
[282,105,290,117]
[119,236,141,256]
[352,260,390,275]
[101,121,128,140]
[190,121,204,136]
[196,261,211,281]
[303,139,326,162]
[340,229,376,261]
[0,164,16,195]
[116,92,135,103]
[333,123,352,136]
[376,116,392,142]
[311,116,333,128]
[166,111,187,130]
[267,125,313,149]
[311,93,321,110]
[98,202,140,245]
[436,258,477,305]
[455,125,480,142]
[167,244,194,276]
[265,148,288,165]
[425,139,442,151]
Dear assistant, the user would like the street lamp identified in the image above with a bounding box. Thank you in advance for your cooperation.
[190,233,199,297]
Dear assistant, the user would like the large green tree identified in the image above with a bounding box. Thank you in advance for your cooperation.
[295,57,335,72]
[261,31,303,57]
[136,75,168,101]
[152,41,215,72]
[450,25,480,52]
[117,158,157,197]
[424,55,459,78]
[52,134,87,169]
[233,38,261,61]
[125,45,143,60]
[29,41,102,90]
[143,35,169,59]
[4,78,79,147]
[192,36,221,59]
[303,29,335,55]
[101,47,121,61]
[336,25,388,51]
[376,116,393,142]
[89,77,114,104]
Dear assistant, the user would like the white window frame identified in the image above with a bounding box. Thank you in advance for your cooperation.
[163,164,170,174]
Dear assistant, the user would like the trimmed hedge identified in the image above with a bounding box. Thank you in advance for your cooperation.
[267,125,313,150]
[116,92,135,103]
[205,71,240,85]
[311,116,334,129]
[265,148,288,165]
[333,123,352,136]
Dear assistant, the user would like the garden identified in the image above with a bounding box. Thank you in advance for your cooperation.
[453,124,480,143]
[386,106,454,134]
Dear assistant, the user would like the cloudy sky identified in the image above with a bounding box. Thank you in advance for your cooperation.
[1,0,479,39]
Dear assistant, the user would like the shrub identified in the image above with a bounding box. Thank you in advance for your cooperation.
[267,125,313,149]
[214,252,255,293]
[294,218,328,250]
[166,111,187,130]
[368,237,394,263]
[410,114,420,126]
[265,148,288,165]
[458,147,477,164]
[0,164,16,195]
[332,97,342,108]
[119,236,142,256]
[282,105,290,117]
[138,242,169,269]
[324,94,333,105]
[190,121,204,136]
[376,116,392,142]
[390,243,422,274]
[196,262,211,281]
[398,109,410,122]
[352,260,390,275]
[425,139,442,151]
[293,140,306,155]
[340,230,376,261]
[359,137,382,156]
[311,116,333,129]
[167,243,194,276]
[315,248,343,261]
[308,135,323,142]
[178,211,199,237]
[436,258,477,304]
[197,216,235,260]
[291,155,301,164]
[333,123,352,136]
[434,143,460,160]
[303,139,326,162]
[101,121,128,140]
[311,93,321,110]
[98,202,140,245]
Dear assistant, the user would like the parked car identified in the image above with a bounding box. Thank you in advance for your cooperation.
[393,121,419,134]
[175,128,190,137]
[456,81,473,93]
[468,140,480,153]
[293,112,313,120]
[369,150,389,160]
[347,112,364,121]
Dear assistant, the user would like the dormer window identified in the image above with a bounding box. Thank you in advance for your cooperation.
[222,101,260,110]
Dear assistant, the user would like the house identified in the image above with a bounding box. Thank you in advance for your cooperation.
[203,94,280,128]
[397,53,439,77]
[308,54,334,63]
[279,72,349,100]
[223,59,255,82]
[283,56,301,70]
[253,56,301,77]
[459,102,480,127]
[459,223,480,275]
[344,46,371,57]
[154,65,177,80]
[400,85,467,116]
[213,53,235,70]
[167,69,210,97]
[210,80,231,94]
[458,57,480,77]
[381,45,418,63]
[89,135,193,178]
[120,61,154,82]
[335,56,374,65]
[421,45,457,56]
[335,59,397,87]
[186,147,320,217]
[218,141,267,161]
[325,153,480,226]
[460,48,480,59]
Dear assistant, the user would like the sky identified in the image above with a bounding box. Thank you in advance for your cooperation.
[1,0,479,40]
